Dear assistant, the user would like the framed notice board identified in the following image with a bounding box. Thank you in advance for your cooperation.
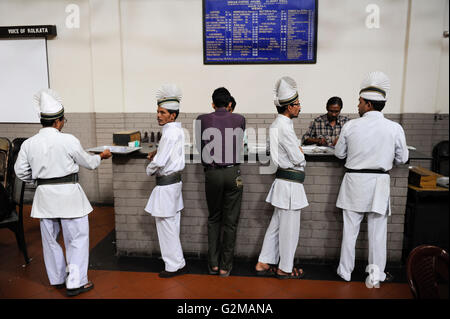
[0,25,56,123]
[203,0,318,64]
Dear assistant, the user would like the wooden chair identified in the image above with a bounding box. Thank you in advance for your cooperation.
[0,137,11,190]
[406,244,449,299]
[0,137,31,265]
[432,140,449,176]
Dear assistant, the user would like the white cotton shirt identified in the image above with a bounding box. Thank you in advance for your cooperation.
[265,114,309,210]
[335,111,409,215]
[14,127,101,219]
[145,122,185,217]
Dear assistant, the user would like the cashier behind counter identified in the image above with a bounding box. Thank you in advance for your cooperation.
[301,97,350,147]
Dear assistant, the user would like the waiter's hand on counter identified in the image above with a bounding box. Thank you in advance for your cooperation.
[147,150,157,161]
[100,149,112,160]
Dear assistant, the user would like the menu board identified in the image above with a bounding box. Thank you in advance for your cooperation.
[203,0,318,64]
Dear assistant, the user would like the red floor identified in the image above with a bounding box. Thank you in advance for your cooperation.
[0,205,413,299]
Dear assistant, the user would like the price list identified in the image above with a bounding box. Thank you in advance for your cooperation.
[203,0,317,64]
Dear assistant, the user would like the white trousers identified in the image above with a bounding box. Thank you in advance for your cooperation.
[337,209,388,282]
[258,207,301,273]
[155,211,186,272]
[40,216,89,289]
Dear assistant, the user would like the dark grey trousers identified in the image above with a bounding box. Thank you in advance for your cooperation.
[205,165,243,271]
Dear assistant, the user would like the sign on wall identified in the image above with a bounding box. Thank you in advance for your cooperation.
[203,0,318,64]
[0,25,57,38]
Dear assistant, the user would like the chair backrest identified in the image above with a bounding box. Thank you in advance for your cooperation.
[12,176,25,206]
[8,138,28,199]
[0,137,12,189]
[432,140,449,176]
[406,245,449,299]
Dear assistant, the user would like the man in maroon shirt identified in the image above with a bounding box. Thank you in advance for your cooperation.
[196,87,246,277]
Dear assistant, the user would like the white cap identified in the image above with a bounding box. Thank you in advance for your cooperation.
[34,89,64,120]
[359,71,390,101]
[274,76,299,107]
[156,84,182,111]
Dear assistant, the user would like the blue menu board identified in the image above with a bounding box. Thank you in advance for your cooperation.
[203,0,318,64]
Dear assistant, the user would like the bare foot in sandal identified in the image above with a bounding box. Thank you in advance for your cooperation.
[276,267,305,279]
[255,262,270,272]
[255,262,277,276]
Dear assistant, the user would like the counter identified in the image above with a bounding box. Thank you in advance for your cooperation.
[111,143,413,263]
[402,184,449,262]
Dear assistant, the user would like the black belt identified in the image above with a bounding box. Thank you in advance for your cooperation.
[156,172,182,186]
[36,173,79,186]
[345,169,390,174]
[203,164,239,172]
[275,168,305,183]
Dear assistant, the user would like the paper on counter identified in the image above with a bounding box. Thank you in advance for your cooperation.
[301,145,335,154]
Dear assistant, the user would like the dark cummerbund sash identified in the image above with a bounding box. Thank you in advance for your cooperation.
[156,172,182,186]
[37,173,79,186]
[275,168,305,183]
[345,169,390,174]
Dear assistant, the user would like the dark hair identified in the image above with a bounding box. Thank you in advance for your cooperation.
[326,96,343,110]
[276,101,298,114]
[362,98,386,112]
[212,87,231,108]
[168,109,179,120]
[276,105,287,114]
[40,114,64,127]
[230,96,236,111]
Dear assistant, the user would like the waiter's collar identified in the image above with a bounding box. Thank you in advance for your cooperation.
[362,110,384,119]
[162,121,181,131]
[39,127,60,134]
[277,114,293,123]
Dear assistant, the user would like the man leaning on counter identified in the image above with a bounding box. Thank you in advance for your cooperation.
[301,96,349,147]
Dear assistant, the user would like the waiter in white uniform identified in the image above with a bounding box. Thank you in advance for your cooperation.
[14,89,111,296]
[144,84,187,278]
[255,77,309,279]
[335,71,409,284]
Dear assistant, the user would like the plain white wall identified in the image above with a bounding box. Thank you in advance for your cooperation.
[0,0,448,114]
[434,0,449,114]
[0,0,94,113]
[120,0,409,114]
[402,0,449,114]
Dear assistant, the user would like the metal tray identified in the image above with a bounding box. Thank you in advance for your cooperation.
[86,145,142,154]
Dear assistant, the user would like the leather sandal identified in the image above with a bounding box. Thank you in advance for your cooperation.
[159,266,188,278]
[256,265,277,277]
[208,265,219,275]
[219,267,232,277]
[276,267,305,280]
[66,281,94,297]
[383,272,394,283]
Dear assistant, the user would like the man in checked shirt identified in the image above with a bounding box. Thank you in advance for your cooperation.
[301,96,349,147]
